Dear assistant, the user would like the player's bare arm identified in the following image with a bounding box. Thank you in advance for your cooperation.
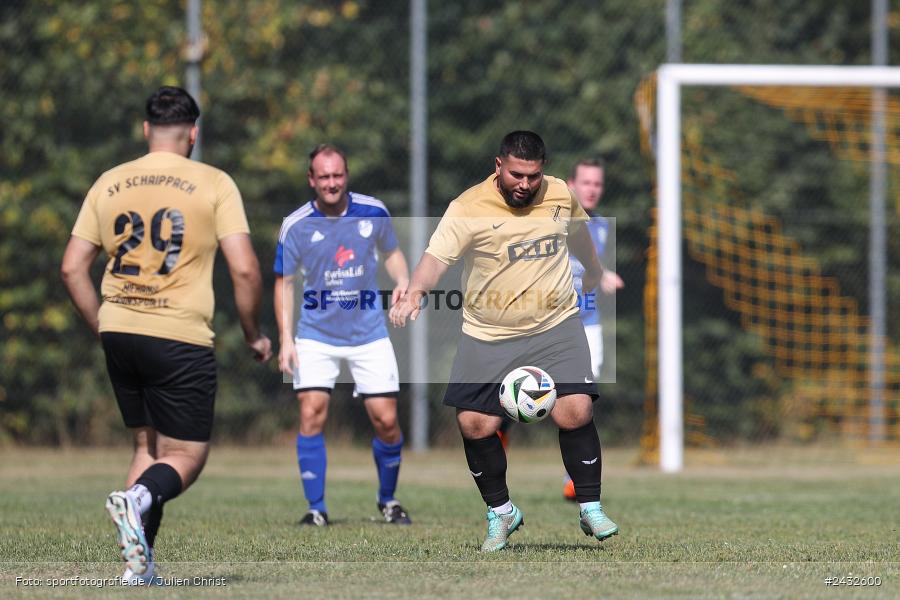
[60,236,102,339]
[220,232,272,362]
[568,222,604,294]
[389,252,448,327]
[382,247,410,307]
[273,273,297,375]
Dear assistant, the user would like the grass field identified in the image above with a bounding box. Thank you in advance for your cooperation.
[1,444,897,598]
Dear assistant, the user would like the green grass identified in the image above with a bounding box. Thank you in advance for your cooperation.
[0,445,898,598]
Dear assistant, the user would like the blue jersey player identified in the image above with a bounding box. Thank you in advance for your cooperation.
[567,158,623,381]
[274,144,412,526]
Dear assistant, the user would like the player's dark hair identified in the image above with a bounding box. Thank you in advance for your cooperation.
[308,143,348,173]
[145,86,200,125]
[498,130,546,163]
[570,157,605,180]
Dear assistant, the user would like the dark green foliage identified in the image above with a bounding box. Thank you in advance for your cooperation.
[0,1,890,444]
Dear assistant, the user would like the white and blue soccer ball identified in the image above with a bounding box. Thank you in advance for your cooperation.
[499,366,556,423]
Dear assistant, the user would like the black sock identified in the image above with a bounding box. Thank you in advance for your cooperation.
[144,503,163,549]
[462,434,509,508]
[559,422,602,503]
[136,463,183,510]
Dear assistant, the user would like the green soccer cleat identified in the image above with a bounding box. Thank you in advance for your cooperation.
[579,501,619,541]
[481,504,524,552]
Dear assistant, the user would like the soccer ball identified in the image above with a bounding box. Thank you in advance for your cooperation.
[498,366,557,423]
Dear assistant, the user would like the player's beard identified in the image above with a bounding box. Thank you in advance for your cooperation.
[499,184,537,209]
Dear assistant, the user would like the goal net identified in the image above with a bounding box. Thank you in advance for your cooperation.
[636,65,900,470]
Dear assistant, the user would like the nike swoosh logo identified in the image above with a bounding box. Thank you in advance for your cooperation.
[581,457,598,465]
[470,471,483,477]
[492,223,505,229]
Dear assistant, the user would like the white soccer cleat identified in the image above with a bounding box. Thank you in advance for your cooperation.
[105,491,150,575]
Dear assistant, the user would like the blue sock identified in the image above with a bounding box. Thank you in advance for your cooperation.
[297,433,327,513]
[372,434,404,505]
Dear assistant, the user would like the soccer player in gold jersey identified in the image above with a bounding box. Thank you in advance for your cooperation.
[61,86,271,582]
[390,131,618,551]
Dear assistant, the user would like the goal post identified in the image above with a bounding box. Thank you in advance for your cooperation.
[656,64,900,472]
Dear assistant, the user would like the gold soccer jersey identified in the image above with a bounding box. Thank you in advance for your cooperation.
[425,174,589,341]
[71,151,249,346]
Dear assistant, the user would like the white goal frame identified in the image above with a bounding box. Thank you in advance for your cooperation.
[657,64,900,472]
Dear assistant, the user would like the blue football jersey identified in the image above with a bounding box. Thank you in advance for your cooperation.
[274,193,399,346]
[570,216,609,326]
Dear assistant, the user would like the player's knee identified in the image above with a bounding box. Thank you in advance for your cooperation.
[371,412,399,436]
[298,391,328,413]
[300,403,324,418]
[299,407,327,435]
[456,411,502,440]
[550,394,593,427]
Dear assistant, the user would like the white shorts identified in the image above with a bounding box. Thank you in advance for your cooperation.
[293,337,400,396]
[584,323,603,380]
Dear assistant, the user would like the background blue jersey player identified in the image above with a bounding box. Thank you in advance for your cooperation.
[567,158,624,381]
[274,144,412,526]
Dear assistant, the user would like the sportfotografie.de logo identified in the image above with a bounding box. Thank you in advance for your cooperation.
[301,288,597,312]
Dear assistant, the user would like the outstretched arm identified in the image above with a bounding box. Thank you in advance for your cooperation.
[388,252,449,327]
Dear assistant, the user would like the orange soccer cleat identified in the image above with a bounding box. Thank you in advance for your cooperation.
[497,429,509,450]
[562,476,576,501]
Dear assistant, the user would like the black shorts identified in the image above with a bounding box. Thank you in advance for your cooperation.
[101,332,217,442]
[443,315,598,416]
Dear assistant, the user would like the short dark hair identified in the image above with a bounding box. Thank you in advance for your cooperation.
[145,86,200,125]
[499,130,546,163]
[308,143,348,173]
[570,157,605,180]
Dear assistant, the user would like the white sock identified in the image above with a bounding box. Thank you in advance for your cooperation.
[579,501,600,511]
[490,501,513,515]
[127,484,153,517]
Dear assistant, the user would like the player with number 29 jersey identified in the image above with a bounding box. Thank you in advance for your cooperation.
[62,86,270,585]
[71,151,250,347]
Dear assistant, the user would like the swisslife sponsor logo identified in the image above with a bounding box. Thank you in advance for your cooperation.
[323,265,365,286]
[322,245,363,286]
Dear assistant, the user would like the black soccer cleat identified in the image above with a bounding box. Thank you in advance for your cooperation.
[299,509,329,527]
[378,500,412,525]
